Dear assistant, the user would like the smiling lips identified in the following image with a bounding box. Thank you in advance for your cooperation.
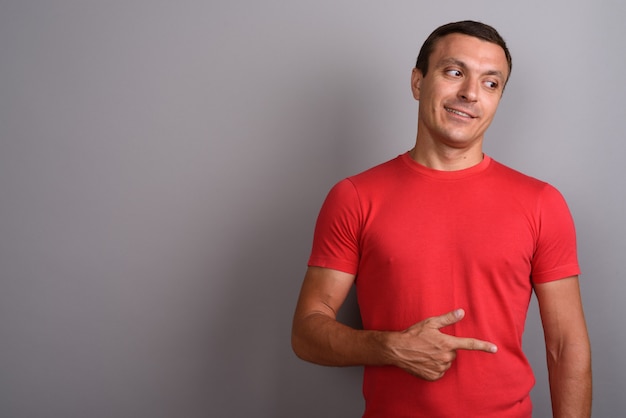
[445,106,477,119]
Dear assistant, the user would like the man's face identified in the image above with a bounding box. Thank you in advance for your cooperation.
[412,34,509,150]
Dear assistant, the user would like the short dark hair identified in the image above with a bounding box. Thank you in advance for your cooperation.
[415,20,512,84]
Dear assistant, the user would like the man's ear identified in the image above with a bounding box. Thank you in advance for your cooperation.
[411,67,422,100]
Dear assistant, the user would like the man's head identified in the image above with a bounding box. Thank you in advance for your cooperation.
[410,22,511,156]
[416,21,512,87]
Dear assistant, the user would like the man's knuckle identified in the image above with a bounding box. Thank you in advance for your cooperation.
[441,352,454,362]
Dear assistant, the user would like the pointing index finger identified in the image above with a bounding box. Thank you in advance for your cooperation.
[452,336,498,353]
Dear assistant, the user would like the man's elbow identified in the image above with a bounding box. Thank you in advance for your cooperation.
[545,335,592,371]
[291,317,312,361]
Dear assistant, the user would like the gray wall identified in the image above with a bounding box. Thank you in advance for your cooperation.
[1,1,623,417]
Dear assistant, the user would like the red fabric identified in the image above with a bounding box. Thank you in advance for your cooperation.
[308,153,580,418]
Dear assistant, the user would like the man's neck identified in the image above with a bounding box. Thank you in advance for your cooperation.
[409,139,484,171]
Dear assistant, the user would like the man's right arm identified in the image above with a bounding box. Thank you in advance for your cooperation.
[291,266,391,367]
[291,266,498,381]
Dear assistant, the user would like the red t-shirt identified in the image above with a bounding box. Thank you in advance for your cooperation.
[308,153,580,418]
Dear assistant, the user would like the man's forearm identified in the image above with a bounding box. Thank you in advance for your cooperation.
[291,312,391,367]
[547,342,592,417]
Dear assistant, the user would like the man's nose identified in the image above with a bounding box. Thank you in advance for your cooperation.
[458,79,478,102]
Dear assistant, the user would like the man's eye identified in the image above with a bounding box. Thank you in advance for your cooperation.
[446,69,462,77]
[484,81,498,89]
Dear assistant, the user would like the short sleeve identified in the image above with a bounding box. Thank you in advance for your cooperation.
[308,179,362,275]
[531,184,580,283]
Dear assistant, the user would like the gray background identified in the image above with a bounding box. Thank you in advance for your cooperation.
[1,1,623,417]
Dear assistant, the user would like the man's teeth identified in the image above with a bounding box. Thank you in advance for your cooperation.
[446,108,471,117]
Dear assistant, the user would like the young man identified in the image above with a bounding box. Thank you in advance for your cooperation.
[291,21,592,417]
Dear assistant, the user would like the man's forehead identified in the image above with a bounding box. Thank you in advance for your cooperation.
[430,34,509,75]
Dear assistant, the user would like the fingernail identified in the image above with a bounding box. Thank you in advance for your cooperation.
[490,345,498,353]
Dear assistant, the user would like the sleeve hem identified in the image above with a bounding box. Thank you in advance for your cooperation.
[532,264,581,284]
[307,257,358,276]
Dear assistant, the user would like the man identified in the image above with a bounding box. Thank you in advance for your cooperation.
[291,20,592,418]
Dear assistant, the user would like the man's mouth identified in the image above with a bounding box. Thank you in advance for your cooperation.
[445,107,475,118]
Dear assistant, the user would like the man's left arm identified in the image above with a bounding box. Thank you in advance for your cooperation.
[535,275,592,418]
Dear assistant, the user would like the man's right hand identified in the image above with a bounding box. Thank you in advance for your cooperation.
[385,309,498,381]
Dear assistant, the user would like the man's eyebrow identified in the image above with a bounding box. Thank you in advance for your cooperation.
[436,58,467,69]
[437,58,467,69]
[484,69,505,81]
